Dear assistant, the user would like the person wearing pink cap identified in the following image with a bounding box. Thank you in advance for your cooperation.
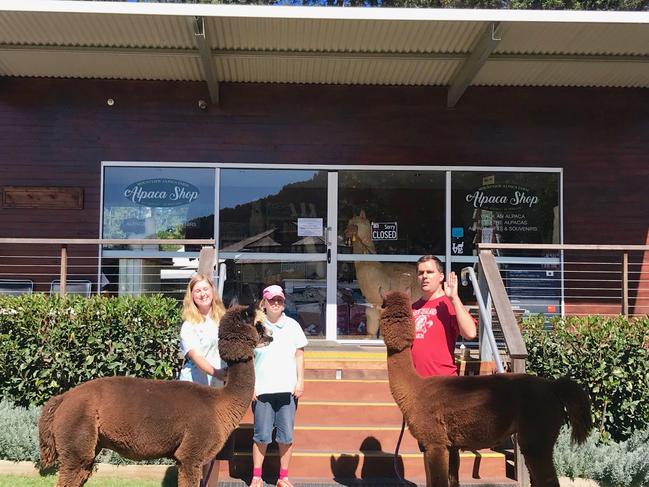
[250,284,308,487]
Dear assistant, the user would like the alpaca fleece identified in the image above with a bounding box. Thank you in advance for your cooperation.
[380,291,592,487]
[38,304,270,487]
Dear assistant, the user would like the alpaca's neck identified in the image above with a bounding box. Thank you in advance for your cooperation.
[352,236,376,254]
[353,261,382,292]
[386,347,421,416]
[214,360,255,429]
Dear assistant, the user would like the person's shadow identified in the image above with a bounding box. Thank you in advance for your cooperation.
[330,436,415,487]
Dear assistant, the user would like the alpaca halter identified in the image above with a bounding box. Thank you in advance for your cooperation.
[349,231,376,255]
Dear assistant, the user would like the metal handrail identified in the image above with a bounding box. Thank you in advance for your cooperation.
[479,242,649,318]
[0,238,217,297]
[460,266,505,373]
[475,247,530,487]
[0,238,215,245]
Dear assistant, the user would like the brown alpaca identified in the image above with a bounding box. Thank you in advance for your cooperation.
[38,304,271,487]
[344,210,421,336]
[379,291,592,487]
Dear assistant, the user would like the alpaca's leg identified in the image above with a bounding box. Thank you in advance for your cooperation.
[178,462,203,487]
[447,447,460,487]
[366,307,380,337]
[522,450,559,487]
[54,407,98,487]
[55,462,93,487]
[423,446,449,487]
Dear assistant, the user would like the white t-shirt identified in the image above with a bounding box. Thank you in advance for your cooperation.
[178,316,226,388]
[254,314,308,396]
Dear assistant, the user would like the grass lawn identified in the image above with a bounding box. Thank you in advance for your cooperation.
[0,476,171,486]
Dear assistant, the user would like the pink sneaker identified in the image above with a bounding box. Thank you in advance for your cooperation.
[250,477,264,487]
[276,478,294,487]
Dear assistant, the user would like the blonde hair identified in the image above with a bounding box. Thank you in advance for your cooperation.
[182,273,226,324]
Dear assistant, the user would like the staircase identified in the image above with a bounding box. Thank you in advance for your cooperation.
[219,347,517,487]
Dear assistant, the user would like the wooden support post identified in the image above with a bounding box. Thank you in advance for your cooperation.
[512,358,530,487]
[197,247,216,277]
[60,245,68,297]
[622,251,629,317]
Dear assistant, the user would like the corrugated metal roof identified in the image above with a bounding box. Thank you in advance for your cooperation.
[1,1,648,95]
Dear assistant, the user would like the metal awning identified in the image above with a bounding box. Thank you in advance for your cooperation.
[1,0,648,106]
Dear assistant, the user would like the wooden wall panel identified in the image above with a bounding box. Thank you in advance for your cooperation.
[0,78,647,306]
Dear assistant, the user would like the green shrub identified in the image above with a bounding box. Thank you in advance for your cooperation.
[0,399,40,462]
[522,314,649,442]
[0,293,182,407]
[554,427,649,487]
[0,399,173,466]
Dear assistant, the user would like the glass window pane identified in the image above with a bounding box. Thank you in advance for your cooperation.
[221,259,326,338]
[219,170,327,253]
[102,167,215,250]
[338,171,445,255]
[337,259,420,340]
[451,172,560,257]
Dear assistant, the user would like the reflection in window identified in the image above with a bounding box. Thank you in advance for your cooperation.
[337,260,420,340]
[102,167,215,251]
[338,171,445,256]
[451,172,560,257]
[219,170,327,253]
[221,259,326,338]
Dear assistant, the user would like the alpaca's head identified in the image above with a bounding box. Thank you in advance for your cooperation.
[379,291,415,353]
[344,210,372,247]
[218,304,272,364]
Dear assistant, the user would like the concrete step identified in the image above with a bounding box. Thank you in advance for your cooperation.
[240,400,404,426]
[240,351,511,484]
[302,379,394,402]
[233,423,422,453]
[225,449,508,483]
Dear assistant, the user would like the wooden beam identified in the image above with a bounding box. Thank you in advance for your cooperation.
[192,16,219,105]
[478,249,527,359]
[447,22,502,108]
[197,246,216,276]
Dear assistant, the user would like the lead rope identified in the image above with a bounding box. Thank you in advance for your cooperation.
[394,416,408,484]
[200,459,216,487]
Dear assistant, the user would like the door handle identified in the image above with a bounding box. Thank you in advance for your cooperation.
[327,249,331,264]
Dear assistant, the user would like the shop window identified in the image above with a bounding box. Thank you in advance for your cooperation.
[102,167,215,251]
[450,172,560,257]
[219,170,327,254]
[338,171,445,256]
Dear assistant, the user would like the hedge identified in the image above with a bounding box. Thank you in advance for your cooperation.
[521,314,649,442]
[0,293,182,407]
[1,293,647,443]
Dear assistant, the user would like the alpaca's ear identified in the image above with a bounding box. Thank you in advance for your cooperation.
[379,286,386,306]
[228,296,239,308]
[359,209,366,219]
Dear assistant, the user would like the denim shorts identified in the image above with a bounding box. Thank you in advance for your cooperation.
[252,392,297,444]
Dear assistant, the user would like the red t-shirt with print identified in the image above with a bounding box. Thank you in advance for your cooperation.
[411,295,460,377]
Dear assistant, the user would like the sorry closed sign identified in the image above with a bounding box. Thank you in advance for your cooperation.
[371,222,398,240]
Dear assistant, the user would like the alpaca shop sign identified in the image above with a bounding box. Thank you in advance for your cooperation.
[465,184,539,211]
[371,222,398,240]
[124,179,199,207]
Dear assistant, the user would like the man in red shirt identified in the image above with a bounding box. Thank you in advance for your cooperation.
[411,255,477,377]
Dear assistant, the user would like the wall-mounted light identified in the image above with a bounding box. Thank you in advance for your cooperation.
[198,99,207,110]
[107,98,115,106]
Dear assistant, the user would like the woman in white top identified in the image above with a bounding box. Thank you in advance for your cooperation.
[250,285,308,487]
[178,273,230,487]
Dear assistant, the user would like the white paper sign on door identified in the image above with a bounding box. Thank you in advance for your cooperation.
[297,218,323,237]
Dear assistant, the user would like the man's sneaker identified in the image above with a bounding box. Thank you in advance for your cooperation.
[250,477,264,487]
[276,478,294,487]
